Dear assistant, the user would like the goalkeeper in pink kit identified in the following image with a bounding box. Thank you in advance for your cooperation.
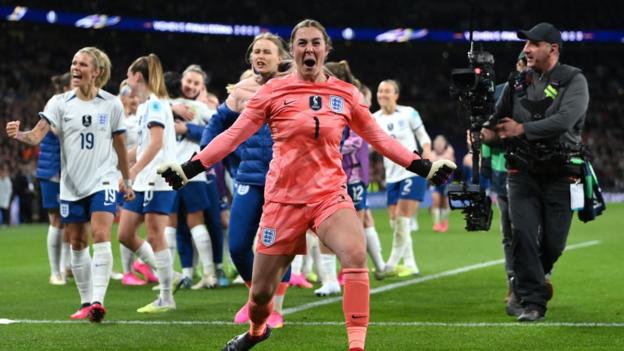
[159,19,455,351]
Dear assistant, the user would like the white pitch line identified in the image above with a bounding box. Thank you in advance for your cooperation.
[2,319,624,328]
[282,240,602,316]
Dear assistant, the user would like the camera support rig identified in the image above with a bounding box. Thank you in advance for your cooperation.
[447,20,495,231]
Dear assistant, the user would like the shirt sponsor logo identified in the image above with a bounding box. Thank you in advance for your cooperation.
[283,99,296,106]
[329,95,344,113]
[309,95,322,111]
[261,227,276,247]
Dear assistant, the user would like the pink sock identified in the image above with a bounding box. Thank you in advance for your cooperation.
[342,268,369,350]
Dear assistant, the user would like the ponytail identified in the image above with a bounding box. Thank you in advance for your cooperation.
[129,53,169,99]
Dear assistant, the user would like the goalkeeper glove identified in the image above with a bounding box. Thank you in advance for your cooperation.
[406,153,456,186]
[157,156,205,190]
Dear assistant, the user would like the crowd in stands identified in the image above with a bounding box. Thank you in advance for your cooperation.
[1,12,623,222]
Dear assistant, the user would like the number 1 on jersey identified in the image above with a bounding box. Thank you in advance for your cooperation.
[313,116,319,140]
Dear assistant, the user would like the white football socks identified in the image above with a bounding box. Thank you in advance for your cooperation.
[154,249,174,303]
[441,208,450,222]
[364,226,385,272]
[47,225,62,276]
[306,232,321,276]
[135,241,157,270]
[60,238,70,275]
[274,294,285,314]
[120,244,134,274]
[182,267,194,280]
[71,247,92,305]
[320,254,338,284]
[190,225,215,275]
[91,242,112,304]
[386,217,410,269]
[401,230,419,272]
[164,226,177,266]
[432,208,441,225]
[291,255,304,275]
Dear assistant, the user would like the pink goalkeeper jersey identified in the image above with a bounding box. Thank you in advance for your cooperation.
[194,73,419,204]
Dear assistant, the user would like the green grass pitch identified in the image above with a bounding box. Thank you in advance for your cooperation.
[1,204,623,350]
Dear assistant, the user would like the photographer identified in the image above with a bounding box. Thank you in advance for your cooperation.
[482,23,589,322]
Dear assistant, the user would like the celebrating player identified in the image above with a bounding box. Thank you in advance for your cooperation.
[159,19,455,351]
[6,47,133,322]
[200,32,293,327]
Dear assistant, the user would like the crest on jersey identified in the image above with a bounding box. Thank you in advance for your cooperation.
[309,95,322,111]
[261,227,276,247]
[398,120,406,129]
[387,123,394,131]
[60,203,69,218]
[98,114,108,125]
[237,184,250,196]
[82,115,92,127]
[329,95,344,113]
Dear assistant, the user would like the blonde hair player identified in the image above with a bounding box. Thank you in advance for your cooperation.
[6,47,133,322]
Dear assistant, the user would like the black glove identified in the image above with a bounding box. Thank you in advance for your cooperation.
[406,154,456,186]
[157,157,205,190]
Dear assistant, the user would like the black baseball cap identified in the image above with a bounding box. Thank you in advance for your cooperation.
[517,22,562,47]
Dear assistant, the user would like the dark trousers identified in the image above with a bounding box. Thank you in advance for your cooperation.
[507,171,572,312]
[1,208,9,225]
[497,193,513,280]
[492,170,513,280]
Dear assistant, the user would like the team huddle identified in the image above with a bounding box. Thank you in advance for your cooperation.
[6,19,455,351]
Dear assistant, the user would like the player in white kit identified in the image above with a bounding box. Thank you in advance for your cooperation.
[6,47,134,322]
[117,53,178,313]
[116,79,149,286]
[373,79,432,278]
[168,65,217,290]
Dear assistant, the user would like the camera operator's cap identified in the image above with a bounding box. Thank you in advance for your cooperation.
[517,22,562,46]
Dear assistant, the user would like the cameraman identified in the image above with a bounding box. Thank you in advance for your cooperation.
[482,23,589,322]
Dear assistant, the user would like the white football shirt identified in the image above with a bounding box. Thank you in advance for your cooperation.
[39,89,126,201]
[133,94,176,191]
[124,114,140,151]
[171,98,215,182]
[373,105,430,183]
